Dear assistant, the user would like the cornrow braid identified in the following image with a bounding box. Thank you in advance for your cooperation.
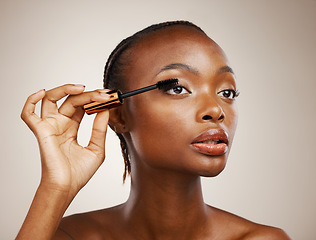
[103,20,206,182]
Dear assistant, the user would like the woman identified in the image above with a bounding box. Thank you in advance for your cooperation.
[17,21,291,239]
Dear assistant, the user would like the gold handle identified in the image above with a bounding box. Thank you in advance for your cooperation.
[84,90,122,114]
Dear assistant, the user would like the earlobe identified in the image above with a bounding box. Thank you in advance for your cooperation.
[108,107,128,133]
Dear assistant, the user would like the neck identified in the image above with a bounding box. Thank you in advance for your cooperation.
[122,167,209,239]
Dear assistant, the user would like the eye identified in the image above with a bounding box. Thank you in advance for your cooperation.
[165,85,190,95]
[217,89,239,100]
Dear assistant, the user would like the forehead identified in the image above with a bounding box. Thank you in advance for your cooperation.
[125,26,229,85]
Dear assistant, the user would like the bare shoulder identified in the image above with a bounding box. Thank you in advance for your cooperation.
[243,226,292,240]
[208,206,292,240]
[53,204,124,240]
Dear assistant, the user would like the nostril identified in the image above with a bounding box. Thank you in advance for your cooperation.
[202,115,212,120]
[202,114,224,121]
[218,114,224,121]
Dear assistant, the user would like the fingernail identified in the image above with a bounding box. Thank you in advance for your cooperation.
[99,89,109,93]
[73,84,85,88]
[36,89,45,93]
[100,92,110,97]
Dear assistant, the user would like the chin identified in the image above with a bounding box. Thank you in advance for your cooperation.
[200,171,222,177]
[199,168,225,177]
[197,157,227,177]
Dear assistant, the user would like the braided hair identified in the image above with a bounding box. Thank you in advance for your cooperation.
[103,20,206,182]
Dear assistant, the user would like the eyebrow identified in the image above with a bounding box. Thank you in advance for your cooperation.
[156,63,234,76]
[217,65,234,75]
[156,63,199,76]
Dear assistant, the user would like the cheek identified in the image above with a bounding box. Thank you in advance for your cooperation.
[126,98,194,166]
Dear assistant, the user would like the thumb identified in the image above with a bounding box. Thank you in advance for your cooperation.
[87,110,109,159]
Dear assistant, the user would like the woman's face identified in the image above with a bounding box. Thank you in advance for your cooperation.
[121,26,238,177]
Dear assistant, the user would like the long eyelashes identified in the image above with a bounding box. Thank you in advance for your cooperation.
[217,89,240,100]
[163,84,191,95]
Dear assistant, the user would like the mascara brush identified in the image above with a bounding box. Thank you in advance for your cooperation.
[84,78,178,114]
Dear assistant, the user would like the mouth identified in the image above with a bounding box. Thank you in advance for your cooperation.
[191,129,229,156]
[194,139,226,145]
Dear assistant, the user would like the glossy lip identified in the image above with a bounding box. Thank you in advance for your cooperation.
[190,128,229,156]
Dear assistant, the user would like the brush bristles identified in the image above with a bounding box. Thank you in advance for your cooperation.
[157,78,179,90]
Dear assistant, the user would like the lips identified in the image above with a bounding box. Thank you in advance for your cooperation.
[191,129,228,156]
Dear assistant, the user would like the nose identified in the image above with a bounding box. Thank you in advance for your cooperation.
[196,94,225,123]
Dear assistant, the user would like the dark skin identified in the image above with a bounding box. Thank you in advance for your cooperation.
[17,26,291,240]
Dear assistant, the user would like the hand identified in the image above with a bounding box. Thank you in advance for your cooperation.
[21,84,111,196]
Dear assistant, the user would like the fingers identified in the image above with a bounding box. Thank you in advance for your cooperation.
[21,89,46,132]
[22,85,111,146]
[58,90,111,118]
[41,84,86,117]
[87,110,109,158]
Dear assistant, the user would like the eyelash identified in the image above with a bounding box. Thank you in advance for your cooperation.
[164,85,191,95]
[217,89,240,100]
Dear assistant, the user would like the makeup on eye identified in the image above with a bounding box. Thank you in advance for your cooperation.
[160,81,240,102]
[217,89,240,100]
[164,84,191,95]
[161,81,239,100]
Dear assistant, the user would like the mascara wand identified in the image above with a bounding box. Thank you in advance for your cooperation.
[84,78,178,115]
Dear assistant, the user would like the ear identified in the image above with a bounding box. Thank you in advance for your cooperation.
[108,107,128,133]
